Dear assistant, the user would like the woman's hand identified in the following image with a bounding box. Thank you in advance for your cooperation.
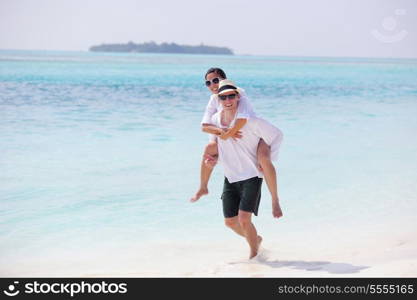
[232,131,243,139]
[219,129,243,140]
[219,128,230,140]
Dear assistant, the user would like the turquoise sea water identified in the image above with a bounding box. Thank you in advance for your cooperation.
[1,50,417,274]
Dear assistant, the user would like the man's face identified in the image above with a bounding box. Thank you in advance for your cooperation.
[219,91,240,110]
[205,72,224,94]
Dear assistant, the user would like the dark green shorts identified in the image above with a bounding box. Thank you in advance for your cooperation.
[221,176,263,218]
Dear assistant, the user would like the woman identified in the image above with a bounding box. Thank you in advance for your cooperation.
[191,68,282,219]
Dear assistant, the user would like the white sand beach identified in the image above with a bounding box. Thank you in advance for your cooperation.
[3,221,415,278]
[125,226,417,278]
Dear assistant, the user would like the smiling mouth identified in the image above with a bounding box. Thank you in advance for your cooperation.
[225,103,233,107]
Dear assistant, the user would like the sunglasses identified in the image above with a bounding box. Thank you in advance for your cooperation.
[219,93,237,101]
[205,77,220,86]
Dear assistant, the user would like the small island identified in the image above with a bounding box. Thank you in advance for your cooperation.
[89,41,233,55]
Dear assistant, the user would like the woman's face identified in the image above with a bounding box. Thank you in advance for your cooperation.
[205,72,224,94]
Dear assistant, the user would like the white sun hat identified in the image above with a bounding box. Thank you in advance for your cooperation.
[217,79,241,95]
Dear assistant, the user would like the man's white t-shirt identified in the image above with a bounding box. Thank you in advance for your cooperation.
[201,88,256,125]
[210,111,284,183]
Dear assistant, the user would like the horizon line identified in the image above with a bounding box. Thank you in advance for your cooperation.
[0,47,417,61]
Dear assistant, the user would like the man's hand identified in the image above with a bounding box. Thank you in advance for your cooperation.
[272,200,283,219]
[204,153,218,167]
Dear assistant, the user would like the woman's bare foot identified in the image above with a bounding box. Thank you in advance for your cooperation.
[190,187,208,202]
[249,235,263,259]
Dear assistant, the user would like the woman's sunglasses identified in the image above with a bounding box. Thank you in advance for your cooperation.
[205,77,220,86]
[219,93,237,101]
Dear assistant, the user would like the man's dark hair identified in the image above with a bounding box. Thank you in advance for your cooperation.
[205,67,227,80]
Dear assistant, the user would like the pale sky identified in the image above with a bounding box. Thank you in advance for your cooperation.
[0,0,416,58]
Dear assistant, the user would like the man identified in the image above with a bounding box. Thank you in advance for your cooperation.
[192,79,284,259]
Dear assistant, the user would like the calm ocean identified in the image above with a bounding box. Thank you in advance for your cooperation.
[1,50,416,275]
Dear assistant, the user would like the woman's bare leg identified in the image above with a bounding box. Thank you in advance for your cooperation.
[190,141,218,202]
[257,139,283,218]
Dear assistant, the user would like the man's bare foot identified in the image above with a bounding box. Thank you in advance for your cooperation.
[190,187,208,202]
[249,236,263,259]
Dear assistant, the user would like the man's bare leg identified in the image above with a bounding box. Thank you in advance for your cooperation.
[224,216,245,237]
[225,216,262,249]
[190,141,218,202]
[238,210,262,259]
[257,139,283,218]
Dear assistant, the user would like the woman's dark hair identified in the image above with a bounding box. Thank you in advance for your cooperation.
[205,67,227,80]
